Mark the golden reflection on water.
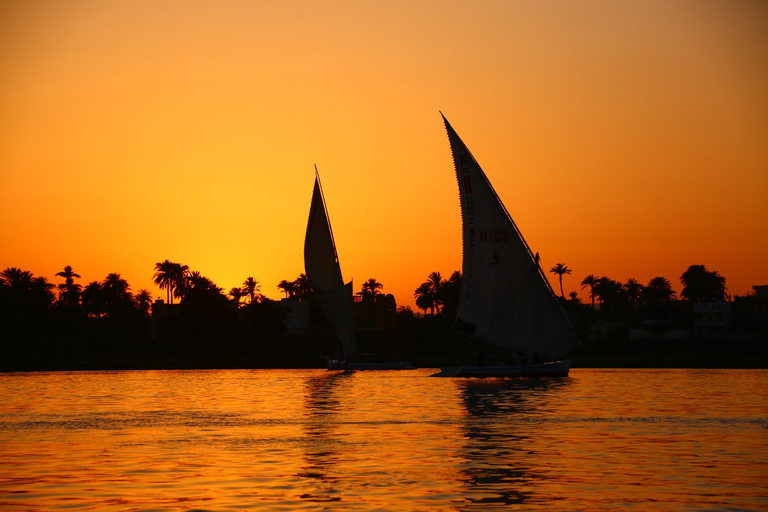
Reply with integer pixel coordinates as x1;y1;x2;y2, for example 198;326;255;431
0;368;766;511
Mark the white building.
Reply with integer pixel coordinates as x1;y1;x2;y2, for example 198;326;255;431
279;299;309;332
692;299;730;338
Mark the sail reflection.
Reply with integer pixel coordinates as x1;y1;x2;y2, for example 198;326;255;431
296;370;353;503
457;378;571;508
460;378;570;416
303;370;351;416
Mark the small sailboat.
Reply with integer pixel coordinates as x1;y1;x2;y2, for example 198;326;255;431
432;115;579;378
304;167;414;370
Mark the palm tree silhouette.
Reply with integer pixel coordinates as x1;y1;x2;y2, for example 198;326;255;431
593;276;622;306
171;263;190;303
0;267;33;289
413;282;434;315
55;265;82;306
277;280;295;299
358;278;383;299
680;265;727;302
31;276;56;307
624;278;643;307
581;274;599;307
101;272;132;316
549;263;571;298
416;271;445;314
153;260;175;304
242;277;261;304
293;273;311;300
81;281;105;319
134;289;153;316
644;276;676;302
228;287;245;308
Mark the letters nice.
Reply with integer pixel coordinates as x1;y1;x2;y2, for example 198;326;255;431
478;230;510;243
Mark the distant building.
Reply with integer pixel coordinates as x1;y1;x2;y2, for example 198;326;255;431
692;299;730;338
278;299;309;333
730;285;768;338
641;300;687;329
354;293;398;331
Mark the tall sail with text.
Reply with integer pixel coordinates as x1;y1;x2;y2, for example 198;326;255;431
304;174;358;356
442;115;578;361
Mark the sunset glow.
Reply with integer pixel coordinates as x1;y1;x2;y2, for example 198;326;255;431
2;0;767;309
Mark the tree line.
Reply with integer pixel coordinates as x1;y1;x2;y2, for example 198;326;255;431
0;260;731;327
0;262;285;368
411;263;728;314
0;259;738;369
549;263;728;305
409;263;735;344
0;260;414;369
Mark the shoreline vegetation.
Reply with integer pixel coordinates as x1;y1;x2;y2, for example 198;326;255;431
2;263;766;372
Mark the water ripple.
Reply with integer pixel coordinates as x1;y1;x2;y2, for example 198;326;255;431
0;368;766;511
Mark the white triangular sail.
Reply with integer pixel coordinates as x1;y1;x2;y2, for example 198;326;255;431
304;170;358;356
442;114;579;360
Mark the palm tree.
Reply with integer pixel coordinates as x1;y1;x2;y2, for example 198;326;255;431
440;271;462;317
549;263;571;298
0;267;33;289
581;274;599;307
593;276;623;306
228;287;246;308
680;265;727;302
1;269;57;319
31;276;56;309
153;261;189;304
81;281;105;319
170;263;190;303
242;277;261;304
55;265;82;306
102;272;131;297
277;279;295;299
101;273;132;316
55;265;80;284
293;273;311;300
153;260;175;304
134;289;153;316
358;278;384;300
624;278;643;307
415;272;444;314
183;272;225;302
187;271;216;291
413;282;434;315
644;276;676;302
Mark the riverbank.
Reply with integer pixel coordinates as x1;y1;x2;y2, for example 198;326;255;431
569;336;768;369
3;337;767;372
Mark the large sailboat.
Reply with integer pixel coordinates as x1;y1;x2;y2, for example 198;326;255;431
304;168;414;370
432;115;579;378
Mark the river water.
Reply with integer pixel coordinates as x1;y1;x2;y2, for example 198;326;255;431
1;368;766;511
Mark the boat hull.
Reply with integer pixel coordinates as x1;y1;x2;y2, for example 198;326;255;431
431;359;571;378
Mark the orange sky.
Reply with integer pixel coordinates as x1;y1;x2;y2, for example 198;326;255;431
1;0;767;309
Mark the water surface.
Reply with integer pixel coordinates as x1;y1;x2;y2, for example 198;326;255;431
1;368;766;510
